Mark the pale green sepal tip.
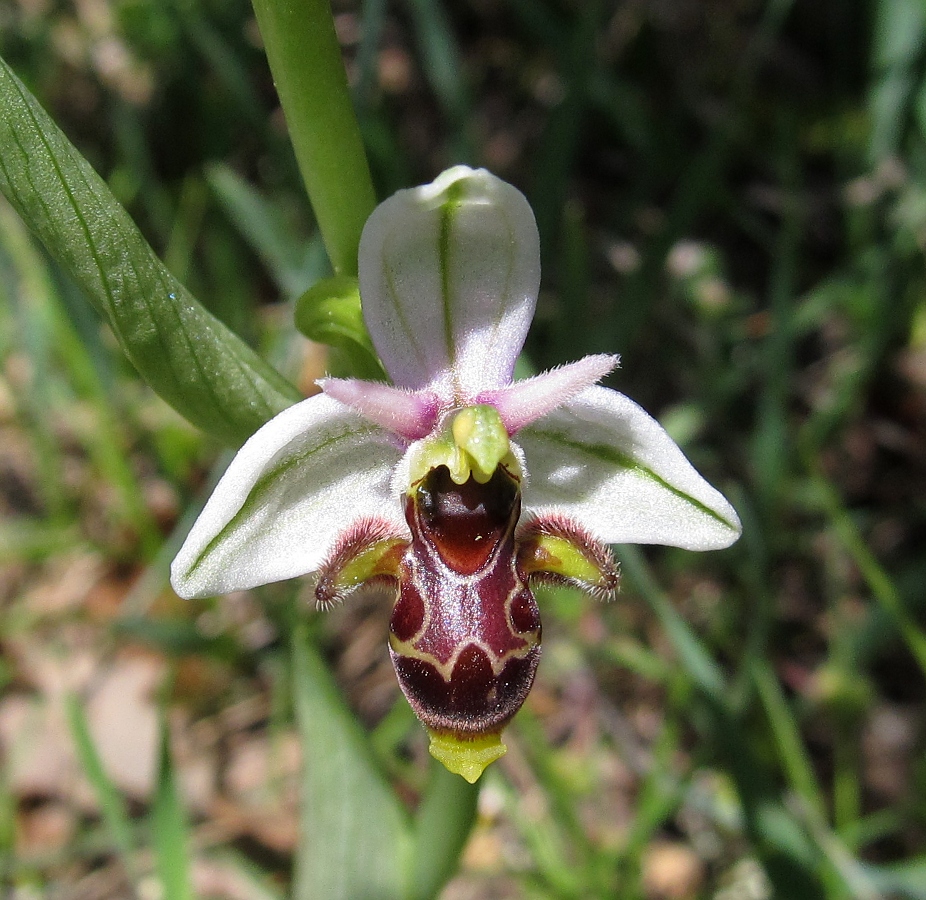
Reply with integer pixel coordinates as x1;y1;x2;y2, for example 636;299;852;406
428;730;507;783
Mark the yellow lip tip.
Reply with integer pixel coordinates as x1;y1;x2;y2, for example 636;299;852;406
428;730;507;783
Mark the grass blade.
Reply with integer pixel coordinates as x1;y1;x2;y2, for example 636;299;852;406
65;695;138;888
151;720;195;900
410;761;479;900
616;544;727;700
290;626;411;900
806;461;926;678
206;163;318;298
752;661;827;821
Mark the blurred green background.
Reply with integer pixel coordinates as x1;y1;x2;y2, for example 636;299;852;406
1;0;925;897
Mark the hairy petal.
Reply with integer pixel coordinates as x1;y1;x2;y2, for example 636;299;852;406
171;395;405;598
359;166;540;396
517;386;741;550
319;377;439;440
481;354;619;434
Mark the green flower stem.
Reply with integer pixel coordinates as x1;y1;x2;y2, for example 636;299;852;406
251;0;376;276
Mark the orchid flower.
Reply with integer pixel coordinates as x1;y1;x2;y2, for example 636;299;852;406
171;166;741;782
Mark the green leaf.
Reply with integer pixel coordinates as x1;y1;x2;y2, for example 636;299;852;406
0;55;301;446
291;627;411;900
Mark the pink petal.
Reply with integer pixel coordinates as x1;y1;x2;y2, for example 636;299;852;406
319;377;440;441
482;354;619;434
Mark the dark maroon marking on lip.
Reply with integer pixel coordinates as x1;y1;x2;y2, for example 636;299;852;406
509;589;541;635
411;466;519;575
390;642;541;735
391;580;425;642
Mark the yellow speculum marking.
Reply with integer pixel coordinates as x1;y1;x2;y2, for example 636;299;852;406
388;627;537;681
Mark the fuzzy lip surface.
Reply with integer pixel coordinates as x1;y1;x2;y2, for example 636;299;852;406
389;467;540;737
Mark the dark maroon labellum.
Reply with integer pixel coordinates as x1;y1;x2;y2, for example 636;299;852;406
389;465;542;737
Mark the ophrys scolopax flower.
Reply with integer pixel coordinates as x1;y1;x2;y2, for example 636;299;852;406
171;167;741;781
